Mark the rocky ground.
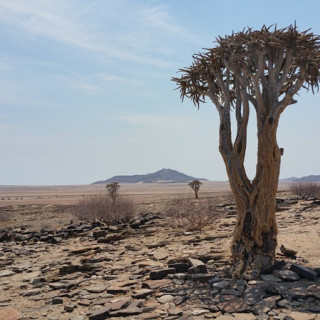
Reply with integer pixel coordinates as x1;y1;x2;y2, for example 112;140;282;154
0;196;320;320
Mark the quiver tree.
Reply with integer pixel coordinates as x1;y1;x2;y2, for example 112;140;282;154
106;182;120;203
189;180;203;199
172;25;320;278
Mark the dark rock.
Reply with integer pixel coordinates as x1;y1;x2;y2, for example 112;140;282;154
314;267;320;276
149;268;175;280
288;287;311;299
88;307;111;320
0;229;10;242
93;230;107;239
188;265;207;274
218;297;248;313
51;236;62;243
273;269;300;281
290;264;317;280
168;263;190;273
188;274;213;281
97;234;124;243
244;286;265;305
52;297;63;304
277;299;291;308
74;224;92;233
252;295;281;315
104;297;131;311
263;281;287;296
109;307;142;317
306;305;320;313
64;304;76;312
261;260;286;274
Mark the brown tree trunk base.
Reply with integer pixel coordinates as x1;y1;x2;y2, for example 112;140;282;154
231;226;277;278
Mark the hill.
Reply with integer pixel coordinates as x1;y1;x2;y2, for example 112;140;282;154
92;168;207;184
283;175;320;183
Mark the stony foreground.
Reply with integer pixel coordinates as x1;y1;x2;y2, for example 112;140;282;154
0;197;320;320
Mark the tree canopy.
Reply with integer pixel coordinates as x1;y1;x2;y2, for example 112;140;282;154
173;24;320;111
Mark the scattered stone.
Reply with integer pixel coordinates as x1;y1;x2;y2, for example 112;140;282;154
22;288;42;296
244;286;265;305
0;270;15;277
52;297;63;304
168;263;190;273
261;260;286;274
104;297;131;311
187;258;207;274
192;308;209;316
48;282;68;290
273;269;300;281
218;297;248;313
86;285;107;293
88;306;111;320
97;234;124;243
109;307;142;317
212;280;229;290
157;294;175;304
132;289;155;299
93;230;107;239
306;305;320;313
153;248;169;260
64;304;76;312
277;298;291;308
168;307;183;316
290;264;317;280
149;268;176;280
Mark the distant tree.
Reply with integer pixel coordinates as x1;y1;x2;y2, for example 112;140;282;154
189;180;203;199
173;25;320;277
106;182;120;203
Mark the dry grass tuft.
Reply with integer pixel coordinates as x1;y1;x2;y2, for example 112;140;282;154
72;194;135;224
165;198;220;232
290;182;320;198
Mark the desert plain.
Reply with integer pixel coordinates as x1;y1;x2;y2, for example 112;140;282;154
0;182;319;320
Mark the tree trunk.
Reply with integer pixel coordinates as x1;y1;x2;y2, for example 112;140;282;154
195;190;199;199
224;120;281;278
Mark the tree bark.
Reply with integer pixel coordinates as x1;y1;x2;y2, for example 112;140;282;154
225;119;281;278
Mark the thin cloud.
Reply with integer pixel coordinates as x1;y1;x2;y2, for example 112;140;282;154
0;1;193;67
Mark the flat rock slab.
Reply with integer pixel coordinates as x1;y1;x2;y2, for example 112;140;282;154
131;289;155;299
0;270;15;277
149;268;175;280
157;294;175;304
0;308;21;320
142;279;171;290
273;269;300;281
244;286;265;305
109;307;142;317
88;306;111;320
153;248;169;260
290;264;318;280
218;297;249;313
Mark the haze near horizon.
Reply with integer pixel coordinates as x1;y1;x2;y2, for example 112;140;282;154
1;0;320;185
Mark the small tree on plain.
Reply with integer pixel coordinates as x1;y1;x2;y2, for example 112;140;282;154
173;25;320;277
106;182;120;203
189;180;202;199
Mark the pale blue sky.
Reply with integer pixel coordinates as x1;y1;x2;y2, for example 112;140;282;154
1;0;320;185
